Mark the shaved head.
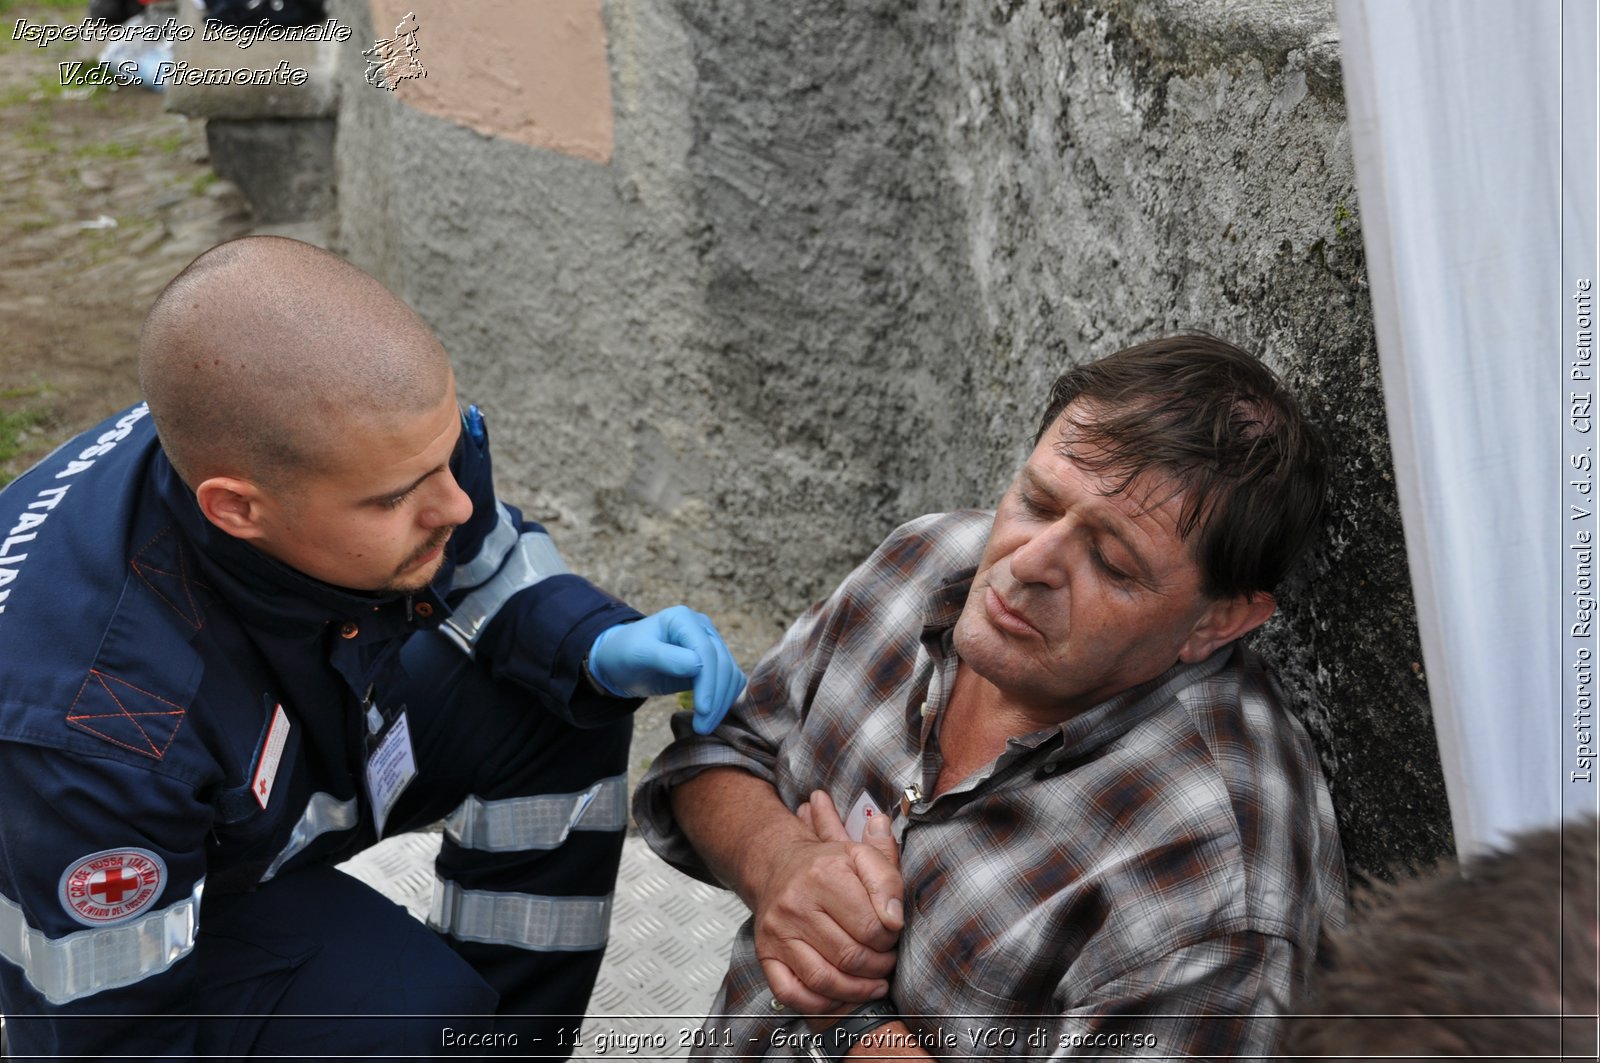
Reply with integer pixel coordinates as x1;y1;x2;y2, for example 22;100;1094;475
139;236;452;489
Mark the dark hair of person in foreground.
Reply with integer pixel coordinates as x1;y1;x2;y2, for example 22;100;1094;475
1283;815;1598;1062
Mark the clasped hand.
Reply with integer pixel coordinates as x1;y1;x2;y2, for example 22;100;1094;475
586;606;746;734
757;790;905;1019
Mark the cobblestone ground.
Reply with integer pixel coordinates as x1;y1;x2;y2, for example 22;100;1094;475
0;0;256;483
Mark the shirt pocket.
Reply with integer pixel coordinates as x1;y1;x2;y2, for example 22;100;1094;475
898;924;1050;1056
896;846;1080;1046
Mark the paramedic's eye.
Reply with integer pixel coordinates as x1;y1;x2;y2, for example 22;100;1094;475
380;487;417;511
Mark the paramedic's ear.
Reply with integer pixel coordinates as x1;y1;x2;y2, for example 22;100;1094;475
196;476;270;542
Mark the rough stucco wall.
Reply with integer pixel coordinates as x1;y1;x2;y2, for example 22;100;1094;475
330;0;1452;879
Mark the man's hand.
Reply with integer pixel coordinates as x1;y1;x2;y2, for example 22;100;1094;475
586;606;746;733
757;790;905;1016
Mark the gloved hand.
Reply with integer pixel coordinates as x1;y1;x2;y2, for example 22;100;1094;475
586;606;746;734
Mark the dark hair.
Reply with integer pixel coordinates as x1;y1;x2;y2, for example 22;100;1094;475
1282;816;1599;1061
1034;333;1327;599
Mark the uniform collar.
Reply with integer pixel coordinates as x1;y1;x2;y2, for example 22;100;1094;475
151;448;448;639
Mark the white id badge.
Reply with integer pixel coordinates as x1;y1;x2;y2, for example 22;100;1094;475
250;702;291;809
365;710;417;838
844;790;885;843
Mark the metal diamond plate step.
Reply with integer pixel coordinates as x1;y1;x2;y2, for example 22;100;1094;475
339;831;748;1058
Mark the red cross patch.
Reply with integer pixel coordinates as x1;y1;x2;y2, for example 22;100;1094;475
58;848;167;926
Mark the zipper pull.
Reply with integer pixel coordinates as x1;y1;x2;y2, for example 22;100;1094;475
900;782;923;818
362;684;382;735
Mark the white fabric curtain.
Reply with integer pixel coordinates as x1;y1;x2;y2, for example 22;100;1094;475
1337;0;1598;855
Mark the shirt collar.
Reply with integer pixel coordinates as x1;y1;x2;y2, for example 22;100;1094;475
1046;647;1235;763
922;564;977;636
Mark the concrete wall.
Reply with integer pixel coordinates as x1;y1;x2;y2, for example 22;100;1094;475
329;0;1452;879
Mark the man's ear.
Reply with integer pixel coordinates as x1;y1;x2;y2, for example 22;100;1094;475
1177;592;1276;664
194;476;270;542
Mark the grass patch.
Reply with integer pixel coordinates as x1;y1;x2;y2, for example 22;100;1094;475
152;131;184;155
75;138;139;159
0;1;93;55
0;384;50;401
0;82;37;107
77;224;123;264
32;69;78;99
14;113;56;152
190;170;218;196
1;69;115;105
1;50;121;102
48;73;117;101
0;14;42;50
13;189;47;215
0;0;91;15
0;407;49;487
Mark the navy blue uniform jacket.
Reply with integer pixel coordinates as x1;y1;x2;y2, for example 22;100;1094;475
0;403;641;1053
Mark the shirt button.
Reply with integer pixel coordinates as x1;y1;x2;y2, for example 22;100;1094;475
339;621;359;639
414;601;434;618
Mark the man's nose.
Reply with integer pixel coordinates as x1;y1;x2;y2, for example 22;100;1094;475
1008;518;1073;588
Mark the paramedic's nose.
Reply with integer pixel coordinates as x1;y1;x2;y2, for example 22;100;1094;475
424;474;473;530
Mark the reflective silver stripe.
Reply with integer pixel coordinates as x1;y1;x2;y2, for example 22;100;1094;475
443;775;628;852
428;880;611;952
260;791;360;882
451;502;520;590
439;529;569;655
0;879;203;1005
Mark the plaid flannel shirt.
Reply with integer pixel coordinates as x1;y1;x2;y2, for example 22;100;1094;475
635;511;1347;1060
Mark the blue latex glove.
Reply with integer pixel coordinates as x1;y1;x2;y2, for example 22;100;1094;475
586;606;747;734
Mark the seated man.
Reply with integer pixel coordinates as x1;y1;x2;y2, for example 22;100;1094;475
0;236;745;1059
635;335;1348;1059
